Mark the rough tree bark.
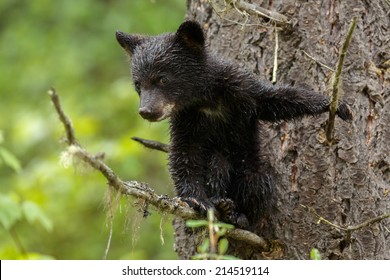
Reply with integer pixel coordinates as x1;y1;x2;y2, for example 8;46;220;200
173;0;390;259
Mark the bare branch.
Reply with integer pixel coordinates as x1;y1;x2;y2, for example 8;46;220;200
227;0;290;25
132;137;169;153
103;187;114;260
346;212;390;231
271;25;279;84
326;17;357;144
48;88;78;145
49;89;268;250
208;0;289;27
300;204;347;231
302;50;334;72
301;204;390;234
207;0;268;28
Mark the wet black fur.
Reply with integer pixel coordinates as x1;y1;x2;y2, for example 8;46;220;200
116;21;352;228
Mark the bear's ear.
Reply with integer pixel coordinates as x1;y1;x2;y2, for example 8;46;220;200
116;31;145;55
175;20;205;51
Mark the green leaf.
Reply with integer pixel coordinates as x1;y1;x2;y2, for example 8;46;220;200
198;238;210;254
221;255;240;260
213;222;235;229
218;238;229;255
0;194;22;230
310;248;321;260
191;254;204;260
0;147;22;173
186;220;208;228
21;201;53;232
216;228;227;238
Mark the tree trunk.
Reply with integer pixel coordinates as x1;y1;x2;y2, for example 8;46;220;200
173;0;390;259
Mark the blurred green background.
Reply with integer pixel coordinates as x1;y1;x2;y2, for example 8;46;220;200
0;0;186;259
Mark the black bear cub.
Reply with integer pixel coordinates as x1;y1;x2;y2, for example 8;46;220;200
116;21;352;228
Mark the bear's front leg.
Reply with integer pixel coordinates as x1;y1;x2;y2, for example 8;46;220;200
255;84;353;122
232;162;277;226
169;144;215;216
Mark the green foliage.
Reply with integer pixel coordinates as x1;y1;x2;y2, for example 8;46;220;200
218;238;229;255
186;210;240;260
185;220;209;228
0;193;52;232
310;248;321;260
0;0;185;259
21;201;53;232
0;194;22;230
0;147;22;173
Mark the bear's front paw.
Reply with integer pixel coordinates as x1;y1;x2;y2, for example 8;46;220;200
211;197;235;217
180;197;214;215
212;197;249;229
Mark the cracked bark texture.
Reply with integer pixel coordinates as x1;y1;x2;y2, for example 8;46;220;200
173;0;390;259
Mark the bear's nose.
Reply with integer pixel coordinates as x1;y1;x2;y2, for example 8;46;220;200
139;107;158;121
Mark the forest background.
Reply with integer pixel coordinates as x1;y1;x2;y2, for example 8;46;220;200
0;0;186;260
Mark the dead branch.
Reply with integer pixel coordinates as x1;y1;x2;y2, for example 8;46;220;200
346;212;390;231
301;204;390;233
326;17;357;144
132;137;169;153
302;50;334;72
49;88;78;145
208;0;265;28
103;187;114;260
227;0;290;25
271;25;279;84
208;0;289;27
49;88;268;251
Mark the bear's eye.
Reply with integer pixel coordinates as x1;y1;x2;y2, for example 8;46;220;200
158;76;169;86
134;81;141;94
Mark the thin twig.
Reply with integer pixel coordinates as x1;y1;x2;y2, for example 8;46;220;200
132;137;169;153
159;215;166;245
208;0;289;27
272;25;279;84
103;187;114;260
301;204;347;231
346;213;390;231
49;89;268;250
48;88;78;146
326;17;357;144
227;0;290;25
301;204;390;233
207;0;269;27
302;50;334;72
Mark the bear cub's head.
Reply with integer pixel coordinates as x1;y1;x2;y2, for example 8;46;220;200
116;21;207;122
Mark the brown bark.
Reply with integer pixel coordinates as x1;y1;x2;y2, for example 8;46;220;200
174;0;390;259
